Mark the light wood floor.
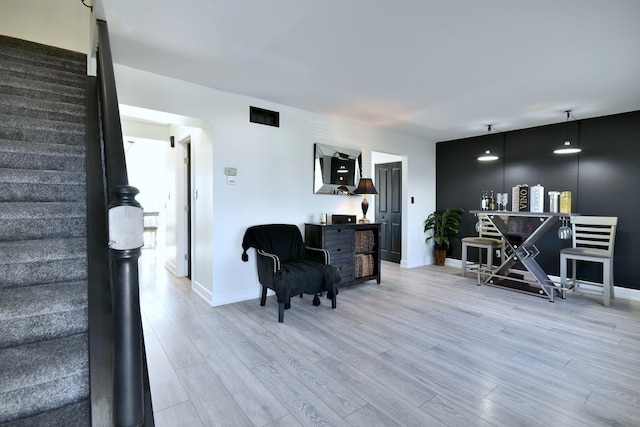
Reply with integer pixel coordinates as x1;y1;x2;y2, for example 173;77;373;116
139;252;640;427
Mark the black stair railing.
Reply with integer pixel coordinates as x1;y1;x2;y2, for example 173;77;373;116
86;19;154;427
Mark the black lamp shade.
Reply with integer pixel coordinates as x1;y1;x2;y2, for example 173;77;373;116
354;178;378;195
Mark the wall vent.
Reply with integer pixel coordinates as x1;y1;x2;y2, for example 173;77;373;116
250;106;279;127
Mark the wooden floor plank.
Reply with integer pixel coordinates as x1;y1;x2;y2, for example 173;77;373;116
176;362;254;426
154;401;204;427
142;326;190;412
193;335;289;426
248;330;367;418
251;361;349;427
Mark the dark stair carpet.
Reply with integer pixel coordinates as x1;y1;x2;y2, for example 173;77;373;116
0;35;90;425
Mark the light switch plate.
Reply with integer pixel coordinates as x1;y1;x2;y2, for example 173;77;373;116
227;175;237;185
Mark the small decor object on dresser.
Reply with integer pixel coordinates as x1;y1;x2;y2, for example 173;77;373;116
353;178;378;223
332;214;356;224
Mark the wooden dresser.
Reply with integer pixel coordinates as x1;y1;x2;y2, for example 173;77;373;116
305;223;381;287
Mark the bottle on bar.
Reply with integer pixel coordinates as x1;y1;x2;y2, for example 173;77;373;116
489;190;496;211
481;190;487;210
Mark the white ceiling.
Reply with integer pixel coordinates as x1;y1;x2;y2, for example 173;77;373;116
97;0;640;142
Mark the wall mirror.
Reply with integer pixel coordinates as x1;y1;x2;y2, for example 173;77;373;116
314;143;362;195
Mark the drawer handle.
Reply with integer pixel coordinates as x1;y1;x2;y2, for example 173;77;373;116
337;248;342;252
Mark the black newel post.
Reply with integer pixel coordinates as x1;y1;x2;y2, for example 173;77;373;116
109;185;145;427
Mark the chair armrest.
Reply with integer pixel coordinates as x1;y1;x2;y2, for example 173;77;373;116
305;247;330;265
257;249;280;272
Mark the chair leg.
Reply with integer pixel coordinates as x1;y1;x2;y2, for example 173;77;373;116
278;302;285;322
260;286;267;306
610;264;616;301
461;243;468;277
331;290;337;309
603;259;611;307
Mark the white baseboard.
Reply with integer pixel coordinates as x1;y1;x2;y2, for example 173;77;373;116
164;260;177;276
401;258;427;269
211;286;273;307
192;279;213;304
444;257;640;301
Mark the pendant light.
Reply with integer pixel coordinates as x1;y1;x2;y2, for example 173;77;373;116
477;125;499;161
554;110;582;154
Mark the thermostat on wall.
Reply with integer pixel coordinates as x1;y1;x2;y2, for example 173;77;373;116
224;167;237;176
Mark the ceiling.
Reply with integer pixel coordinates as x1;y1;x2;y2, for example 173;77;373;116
96;0;640;142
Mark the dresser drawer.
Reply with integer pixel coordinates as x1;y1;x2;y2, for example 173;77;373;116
324;226;354;244
324;240;354;257
330;255;354;284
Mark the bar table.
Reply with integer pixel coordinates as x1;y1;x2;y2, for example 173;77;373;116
469;210;579;302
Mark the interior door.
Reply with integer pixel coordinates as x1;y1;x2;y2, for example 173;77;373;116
375;162;402;263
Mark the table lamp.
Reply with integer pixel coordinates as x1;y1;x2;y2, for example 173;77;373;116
354;178;378;223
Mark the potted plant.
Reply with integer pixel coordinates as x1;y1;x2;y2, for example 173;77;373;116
424;208;464;266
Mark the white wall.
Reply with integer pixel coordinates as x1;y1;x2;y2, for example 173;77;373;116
0;0;92;54
113;64;436;306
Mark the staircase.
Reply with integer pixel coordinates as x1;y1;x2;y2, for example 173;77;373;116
0;35;90;425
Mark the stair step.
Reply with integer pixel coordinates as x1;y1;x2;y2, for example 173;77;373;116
0;334;89;424
0;202;86;241
0;139;85;172
0;74;84;109
0;113;84;146
0;238;87;289
0;93;85;125
0;35;86;75
0;53;85;88
0;281;87;349
0;168;85;202
2;400;90;427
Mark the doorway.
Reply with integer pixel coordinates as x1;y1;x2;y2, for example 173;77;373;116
375;161;402;263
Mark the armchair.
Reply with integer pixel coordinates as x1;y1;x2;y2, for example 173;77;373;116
241;224;340;322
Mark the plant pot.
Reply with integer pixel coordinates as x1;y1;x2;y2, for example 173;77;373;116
434;248;447;266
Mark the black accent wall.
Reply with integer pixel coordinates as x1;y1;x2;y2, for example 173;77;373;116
436;110;640;290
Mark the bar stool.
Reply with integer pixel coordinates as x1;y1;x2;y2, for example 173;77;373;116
560;216;617;306
461;214;504;279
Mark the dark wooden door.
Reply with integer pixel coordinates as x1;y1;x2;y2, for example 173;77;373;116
375;162;402;263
